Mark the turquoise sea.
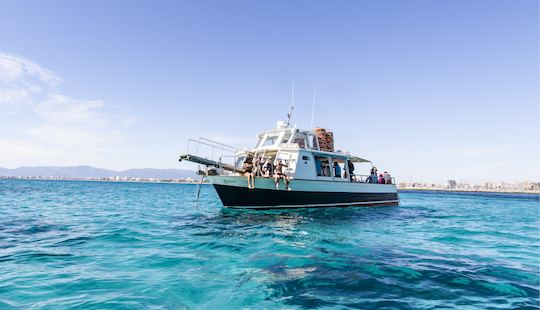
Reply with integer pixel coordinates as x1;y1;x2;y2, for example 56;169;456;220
0;179;538;309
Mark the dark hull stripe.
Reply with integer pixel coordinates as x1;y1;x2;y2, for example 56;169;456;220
213;184;399;208
228;201;399;210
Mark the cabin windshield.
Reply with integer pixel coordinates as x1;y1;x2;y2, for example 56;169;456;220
254;137;263;149
281;131;292;144
261;134;280;147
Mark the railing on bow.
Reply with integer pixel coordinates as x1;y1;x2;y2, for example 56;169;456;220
180;138;245;174
186;138;239;161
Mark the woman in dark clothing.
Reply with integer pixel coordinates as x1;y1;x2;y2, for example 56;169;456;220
242;157;255;189
273;160;291;190
348;161;355;181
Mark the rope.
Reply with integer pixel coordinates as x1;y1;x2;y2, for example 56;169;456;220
195;175;205;209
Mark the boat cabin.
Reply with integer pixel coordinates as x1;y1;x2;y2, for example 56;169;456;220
236;121;371;182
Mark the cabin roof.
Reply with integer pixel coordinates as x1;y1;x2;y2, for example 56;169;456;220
257;127;312;137
307;149;371;162
349;155;371;163
254;124;372;163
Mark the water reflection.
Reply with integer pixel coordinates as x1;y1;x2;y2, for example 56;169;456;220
215;205;402;229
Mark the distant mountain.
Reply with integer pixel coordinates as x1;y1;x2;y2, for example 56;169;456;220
117;168;196;179
0;165;197;179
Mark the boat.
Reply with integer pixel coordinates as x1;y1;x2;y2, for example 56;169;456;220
179;121;399;209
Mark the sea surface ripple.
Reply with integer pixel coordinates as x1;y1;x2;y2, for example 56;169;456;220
0;179;538;309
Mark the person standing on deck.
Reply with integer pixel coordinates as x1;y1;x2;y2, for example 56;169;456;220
315;158;323;176
370;167;378;183
333;162;341;178
347;160;355;181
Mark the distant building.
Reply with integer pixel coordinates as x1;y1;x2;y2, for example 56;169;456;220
520;181;540;192
447;180;457;189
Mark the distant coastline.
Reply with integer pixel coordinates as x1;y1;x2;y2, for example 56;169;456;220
3;176;538;194
0;165;197;180
398;180;539;195
0;176;203;184
399;187;539;195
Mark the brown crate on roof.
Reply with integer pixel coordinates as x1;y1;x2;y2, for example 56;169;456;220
313;127;335;152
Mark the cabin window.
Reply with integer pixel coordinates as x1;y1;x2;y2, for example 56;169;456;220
281;131;292;144
308;134;319;150
292;133;307;149
254;137;263;149
261;134;279;147
314;156;331;177
235;156;246;169
331;158;346;178
302;155;309;161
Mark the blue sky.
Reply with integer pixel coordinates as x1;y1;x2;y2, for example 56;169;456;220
0;0;538;182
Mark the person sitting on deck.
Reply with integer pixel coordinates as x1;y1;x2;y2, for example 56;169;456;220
383;171;392;184
273;159;291;191
242;157;255;189
333;162;341;178
378;173;385;184
367;167;378;183
262;158;273;177
253;156;263;177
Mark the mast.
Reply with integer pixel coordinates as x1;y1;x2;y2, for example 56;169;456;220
310;88;316;129
286;81;295;127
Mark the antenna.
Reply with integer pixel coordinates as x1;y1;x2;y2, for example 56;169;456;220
310;88;316;129
286;81;295;127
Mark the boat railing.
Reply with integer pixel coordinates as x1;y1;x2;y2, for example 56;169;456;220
352;174;369;183
218;154;241;174
185;137;240;163
352;174;396;185
180;138;247;174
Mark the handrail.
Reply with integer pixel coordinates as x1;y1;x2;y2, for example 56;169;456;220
198;137;240;152
184;138;243;174
351;174;396;185
186;139;231;153
218;154;240;174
